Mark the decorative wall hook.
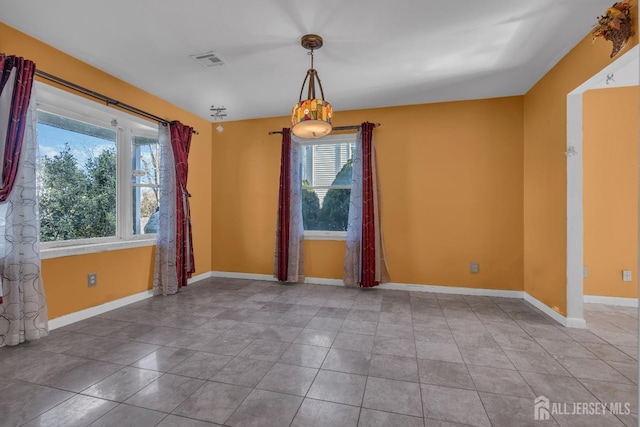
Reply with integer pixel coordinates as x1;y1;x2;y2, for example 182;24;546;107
606;73;616;85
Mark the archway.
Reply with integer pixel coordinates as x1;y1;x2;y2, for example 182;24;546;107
565;45;639;326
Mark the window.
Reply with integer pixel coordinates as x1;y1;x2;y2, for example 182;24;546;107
131;136;159;235
38;110;118;242
298;134;355;238
36;82;158;254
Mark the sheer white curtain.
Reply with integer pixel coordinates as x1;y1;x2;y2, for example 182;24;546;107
0;82;48;346
344;124;390;287
286;140;304;282
344;130;363;286
274;130;304;283
152;124;178;295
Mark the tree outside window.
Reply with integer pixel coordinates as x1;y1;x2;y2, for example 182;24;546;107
301;141;354;232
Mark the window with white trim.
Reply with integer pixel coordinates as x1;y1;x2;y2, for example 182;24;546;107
36;82;158;251
131;136;159;235
297;134;355;239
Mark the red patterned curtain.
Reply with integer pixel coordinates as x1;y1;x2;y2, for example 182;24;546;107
0;55;36;305
273;128;305;282
0;55;35;203
360;122;377;287
169;121;195;289
274;129;292;281
356;122;390;288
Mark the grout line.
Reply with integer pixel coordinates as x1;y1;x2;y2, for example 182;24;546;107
9;277;638;426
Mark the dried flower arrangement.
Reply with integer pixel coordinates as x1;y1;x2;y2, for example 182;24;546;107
592;1;635;57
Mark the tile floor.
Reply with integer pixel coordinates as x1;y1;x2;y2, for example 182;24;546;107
0;277;637;426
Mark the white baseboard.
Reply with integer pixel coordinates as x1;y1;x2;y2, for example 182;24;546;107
305;277;344;286
211;272;525;298
51;269;599;330
382;282;524;298
524;292;587;329
48;272;212;330
188;271;214;284
209;272;345;287
565;317;588;328
584;295;638;307
210;272;588;328
48;289;155;330
211;271;277;282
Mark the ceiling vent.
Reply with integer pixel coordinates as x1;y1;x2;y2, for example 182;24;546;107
191;51;225;68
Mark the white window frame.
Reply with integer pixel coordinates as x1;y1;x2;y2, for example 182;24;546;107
131;135;160;235
35;82;158;259
294;133;356;241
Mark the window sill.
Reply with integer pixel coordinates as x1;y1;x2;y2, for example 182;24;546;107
41;238;156;260
304;231;347;241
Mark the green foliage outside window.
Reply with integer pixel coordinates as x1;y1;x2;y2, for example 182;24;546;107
39;144;116;241
302;158;352;231
302;179;321;230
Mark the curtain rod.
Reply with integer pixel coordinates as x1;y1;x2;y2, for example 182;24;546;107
268;123;381;135
35;69;199;135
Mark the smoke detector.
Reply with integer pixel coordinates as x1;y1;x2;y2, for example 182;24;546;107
190;51;225;68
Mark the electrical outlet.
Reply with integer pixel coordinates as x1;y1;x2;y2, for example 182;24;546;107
622;270;632;282
88;273;97;287
583;266;587;278
470;262;479;274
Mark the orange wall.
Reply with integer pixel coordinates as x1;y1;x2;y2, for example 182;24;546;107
43;247;156;319
523;6;638;314
4;7;637;321
212;98;525;291
0;23;213;319
583;86;639;299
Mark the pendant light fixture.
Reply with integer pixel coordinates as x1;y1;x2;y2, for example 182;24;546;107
291;34;333;138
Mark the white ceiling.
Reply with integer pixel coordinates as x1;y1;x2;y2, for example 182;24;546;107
1;0;609;123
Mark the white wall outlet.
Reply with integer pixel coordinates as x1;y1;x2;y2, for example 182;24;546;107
470;262;479;274
622;270;632;282
583;266;587;278
88;273;97;287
